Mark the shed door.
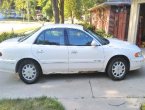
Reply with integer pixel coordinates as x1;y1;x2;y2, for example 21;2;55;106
109;8;129;41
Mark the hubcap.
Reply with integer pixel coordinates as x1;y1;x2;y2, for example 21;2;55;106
22;64;37;81
112;61;126;78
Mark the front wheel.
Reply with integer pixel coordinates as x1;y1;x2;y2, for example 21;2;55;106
18;60;41;84
107;58;129;80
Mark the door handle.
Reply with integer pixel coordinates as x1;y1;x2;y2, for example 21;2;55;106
71;51;78;54
37;50;44;53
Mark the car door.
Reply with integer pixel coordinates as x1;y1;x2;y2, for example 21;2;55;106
66;28;105;73
31;28;69;74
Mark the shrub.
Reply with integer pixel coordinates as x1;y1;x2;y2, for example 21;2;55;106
78;22;112;38
0;32;21;43
78;22;95;32
96;29;112;38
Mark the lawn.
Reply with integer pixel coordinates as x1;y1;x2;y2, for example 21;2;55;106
141;104;145;110
0;97;65;110
0;26;40;34
0;26;40;43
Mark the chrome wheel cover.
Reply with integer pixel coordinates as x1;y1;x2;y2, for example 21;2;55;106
22;64;37;81
112;61;126;78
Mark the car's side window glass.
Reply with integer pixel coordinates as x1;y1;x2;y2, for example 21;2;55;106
44;29;64;45
35;29;65;45
67;29;93;46
35;32;45;44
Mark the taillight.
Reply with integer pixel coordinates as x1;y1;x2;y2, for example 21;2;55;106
0;52;2;56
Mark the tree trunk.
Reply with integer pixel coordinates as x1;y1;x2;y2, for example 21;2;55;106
71;11;74;24
59;0;64;23
26;0;30;22
52;0;60;24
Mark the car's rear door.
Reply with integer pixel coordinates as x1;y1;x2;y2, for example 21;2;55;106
31;28;69;74
66;28;104;73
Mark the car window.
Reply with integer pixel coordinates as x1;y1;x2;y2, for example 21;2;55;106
85;29;109;45
35;32;45;44
35;29;65;45
67;29;93;46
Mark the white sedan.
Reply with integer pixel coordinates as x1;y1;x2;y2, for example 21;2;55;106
0;24;144;84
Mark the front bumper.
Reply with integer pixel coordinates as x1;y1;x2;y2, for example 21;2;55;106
130;56;145;71
0;59;16;73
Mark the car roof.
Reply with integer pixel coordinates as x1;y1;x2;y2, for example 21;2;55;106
41;24;84;30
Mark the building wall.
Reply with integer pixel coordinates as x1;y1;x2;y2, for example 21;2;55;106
90;5;130;40
108;6;130;40
90;6;110;33
128;0;145;44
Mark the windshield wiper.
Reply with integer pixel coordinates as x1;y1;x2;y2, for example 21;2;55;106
18;35;27;42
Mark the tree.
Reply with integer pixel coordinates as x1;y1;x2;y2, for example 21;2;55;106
64;0;82;24
42;0;53;20
81;0;92;21
96;0;105;4
0;0;13;17
51;0;64;24
15;0;39;21
52;0;60;23
59;0;64;23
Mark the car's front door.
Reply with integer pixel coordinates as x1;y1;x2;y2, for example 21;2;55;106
66;29;105;73
32;28;68;74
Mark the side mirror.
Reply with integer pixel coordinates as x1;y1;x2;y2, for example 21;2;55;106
91;40;98;46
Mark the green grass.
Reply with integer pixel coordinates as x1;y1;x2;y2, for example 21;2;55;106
0;96;65;110
141;104;145;110
14;27;39;34
0;26;40;34
0;27;40;43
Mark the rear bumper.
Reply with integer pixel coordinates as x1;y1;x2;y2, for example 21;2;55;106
0;59;16;73
130;56;145;71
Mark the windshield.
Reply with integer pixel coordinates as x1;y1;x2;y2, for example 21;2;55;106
18;27;41;42
85;29;110;45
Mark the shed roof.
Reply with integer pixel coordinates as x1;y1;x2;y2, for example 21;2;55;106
89;0;131;11
104;0;131;5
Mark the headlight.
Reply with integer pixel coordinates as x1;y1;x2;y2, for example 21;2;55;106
134;51;142;57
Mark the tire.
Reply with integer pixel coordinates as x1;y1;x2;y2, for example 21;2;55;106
107;57;129;80
18;60;41;84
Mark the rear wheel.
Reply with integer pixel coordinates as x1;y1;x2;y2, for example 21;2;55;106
107;58;129;80
18;60;41;84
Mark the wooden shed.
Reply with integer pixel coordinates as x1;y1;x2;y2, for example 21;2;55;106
89;0;131;41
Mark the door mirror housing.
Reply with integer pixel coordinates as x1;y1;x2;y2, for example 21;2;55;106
91;40;98;46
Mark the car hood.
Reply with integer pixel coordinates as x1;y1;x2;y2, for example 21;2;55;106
107;38;140;51
0;37;20;48
2;37;20;43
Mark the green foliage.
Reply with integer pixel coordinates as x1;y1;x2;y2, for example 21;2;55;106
64;0;82;23
79;22;112;38
96;29;112;38
0;96;64;110
78;22;95;32
81;0;97;14
0;32;20;43
0;0;13;17
96;0;105;4
141;104;145;110
0;0;105;22
14;0;26;11
78;22;111;38
42;0;53;19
